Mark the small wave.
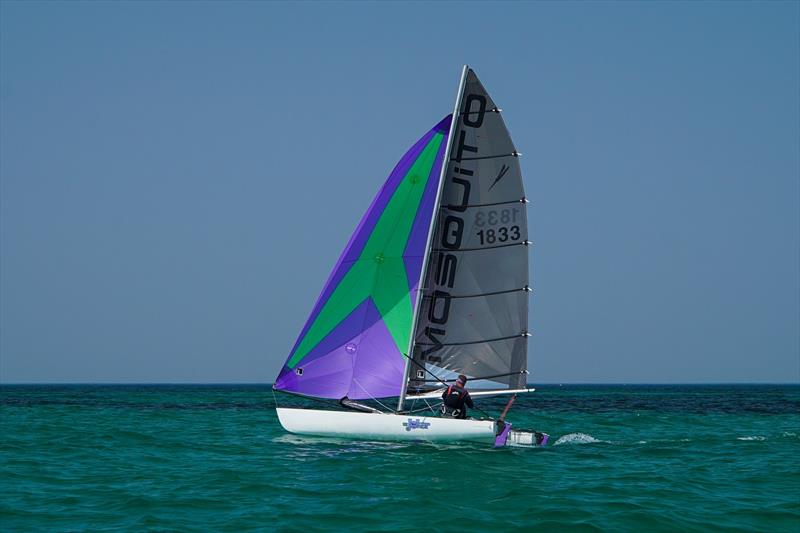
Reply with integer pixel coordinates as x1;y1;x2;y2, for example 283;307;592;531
553;433;602;445
634;437;692;445
736;436;766;441
781;432;797;438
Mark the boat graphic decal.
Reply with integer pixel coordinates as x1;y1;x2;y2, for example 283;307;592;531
402;418;431;431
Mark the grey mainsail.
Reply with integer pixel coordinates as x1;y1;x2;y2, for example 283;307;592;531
408;68;530;393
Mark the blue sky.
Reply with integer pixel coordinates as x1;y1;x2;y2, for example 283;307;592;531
1;1;798;383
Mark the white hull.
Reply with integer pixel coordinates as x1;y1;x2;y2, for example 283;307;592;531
276;407;497;443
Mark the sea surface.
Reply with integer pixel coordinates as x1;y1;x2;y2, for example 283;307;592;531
1;385;799;532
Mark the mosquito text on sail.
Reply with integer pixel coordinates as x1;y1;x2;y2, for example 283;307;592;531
418;93;487;363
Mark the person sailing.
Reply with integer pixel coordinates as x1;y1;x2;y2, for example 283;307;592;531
441;374;474;419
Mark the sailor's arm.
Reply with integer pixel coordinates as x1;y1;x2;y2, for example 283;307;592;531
464;393;474;408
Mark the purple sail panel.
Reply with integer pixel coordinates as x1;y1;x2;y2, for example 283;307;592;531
274;299;374;398
347;312;407;399
274;298;406;400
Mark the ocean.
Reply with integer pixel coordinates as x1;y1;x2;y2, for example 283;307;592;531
2;385;798;531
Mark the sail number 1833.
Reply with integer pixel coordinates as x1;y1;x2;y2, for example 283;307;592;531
475;208;522;245
477;226;520;245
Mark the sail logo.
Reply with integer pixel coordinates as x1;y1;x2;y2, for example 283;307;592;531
488;164;510;191
402;418;431;431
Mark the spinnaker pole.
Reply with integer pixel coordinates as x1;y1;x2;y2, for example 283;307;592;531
396;65;469;411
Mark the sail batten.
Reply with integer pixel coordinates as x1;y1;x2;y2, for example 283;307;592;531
423;287;529;299
416;332;530;347
442;198;527;210
451;153;520;162
432;241;530;253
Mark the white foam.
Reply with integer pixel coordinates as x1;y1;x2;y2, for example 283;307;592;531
553;432;601;445
736;435;766;441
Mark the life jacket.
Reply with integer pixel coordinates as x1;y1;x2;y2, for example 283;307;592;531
441;384;469;418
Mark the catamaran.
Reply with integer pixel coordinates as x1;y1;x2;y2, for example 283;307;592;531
273;66;547;447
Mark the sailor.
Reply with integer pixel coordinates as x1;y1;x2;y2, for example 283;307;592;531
441;374;474;419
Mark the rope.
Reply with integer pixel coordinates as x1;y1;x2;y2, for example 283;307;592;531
423;398;439;415
272;388;347;409
405;401;443;415
351;377;395;413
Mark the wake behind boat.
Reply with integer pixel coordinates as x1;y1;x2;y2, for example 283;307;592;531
272;66;547;447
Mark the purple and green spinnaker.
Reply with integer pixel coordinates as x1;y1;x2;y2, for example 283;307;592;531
274;116;452;400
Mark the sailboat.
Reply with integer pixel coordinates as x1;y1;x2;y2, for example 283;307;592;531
273;66;548;447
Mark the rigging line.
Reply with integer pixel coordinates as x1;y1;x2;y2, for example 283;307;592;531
420;370;529;383
423;398;438;415
451;152;520;162
422;286;531;300
440;198;528;210
415;332;531;347
432;240;531;253
351;377;395;413
271;387;279;409
273;387;353;409
405;400;442;415
400;352;494;420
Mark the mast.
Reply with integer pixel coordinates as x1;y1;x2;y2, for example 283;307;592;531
396;65;469;411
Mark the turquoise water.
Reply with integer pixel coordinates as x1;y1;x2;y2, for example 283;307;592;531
2;385;799;531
